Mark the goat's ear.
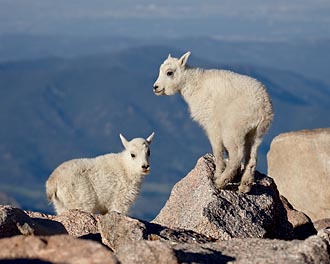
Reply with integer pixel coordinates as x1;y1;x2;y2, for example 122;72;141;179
168;53;172;59
179;51;191;67
120;133;129;149
146;132;155;144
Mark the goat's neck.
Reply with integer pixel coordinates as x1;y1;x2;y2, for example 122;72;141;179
180;67;203;101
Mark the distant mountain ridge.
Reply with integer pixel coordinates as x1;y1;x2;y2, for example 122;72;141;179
0;45;329;219
1;34;329;85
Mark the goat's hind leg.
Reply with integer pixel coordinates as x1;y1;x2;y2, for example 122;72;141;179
53;199;67;215
239;134;262;193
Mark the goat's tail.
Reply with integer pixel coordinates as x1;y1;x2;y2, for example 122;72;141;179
257;95;274;137
45;176;58;202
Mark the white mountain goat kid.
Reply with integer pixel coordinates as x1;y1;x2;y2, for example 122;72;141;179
153;52;273;193
46;132;154;214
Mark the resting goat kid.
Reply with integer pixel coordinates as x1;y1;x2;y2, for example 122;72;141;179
46;132;154;214
153;52;273;193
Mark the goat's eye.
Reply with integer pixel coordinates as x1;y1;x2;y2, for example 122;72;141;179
167;71;173;77
147;149;150;156
131;153;136;158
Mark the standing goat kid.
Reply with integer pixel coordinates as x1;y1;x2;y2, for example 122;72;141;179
153;52;273;193
46;132;154;215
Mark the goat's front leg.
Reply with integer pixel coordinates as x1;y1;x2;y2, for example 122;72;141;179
210;137;225;184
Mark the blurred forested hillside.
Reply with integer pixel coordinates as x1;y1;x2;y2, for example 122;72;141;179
0;36;329;220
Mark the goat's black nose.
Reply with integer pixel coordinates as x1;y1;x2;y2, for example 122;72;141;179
142;164;149;169
153;85;158;90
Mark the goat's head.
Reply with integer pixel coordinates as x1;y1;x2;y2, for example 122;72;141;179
120;132;154;175
153;51;191;96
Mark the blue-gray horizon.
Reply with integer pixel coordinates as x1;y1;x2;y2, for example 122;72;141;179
0;0;329;40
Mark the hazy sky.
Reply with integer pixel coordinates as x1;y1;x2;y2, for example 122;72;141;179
1;0;330;40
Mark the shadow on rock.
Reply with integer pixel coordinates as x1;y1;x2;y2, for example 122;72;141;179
0;260;52;264
174;248;235;264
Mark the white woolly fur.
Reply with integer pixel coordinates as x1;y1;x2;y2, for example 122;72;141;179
46;132;154;214
154;52;273;193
